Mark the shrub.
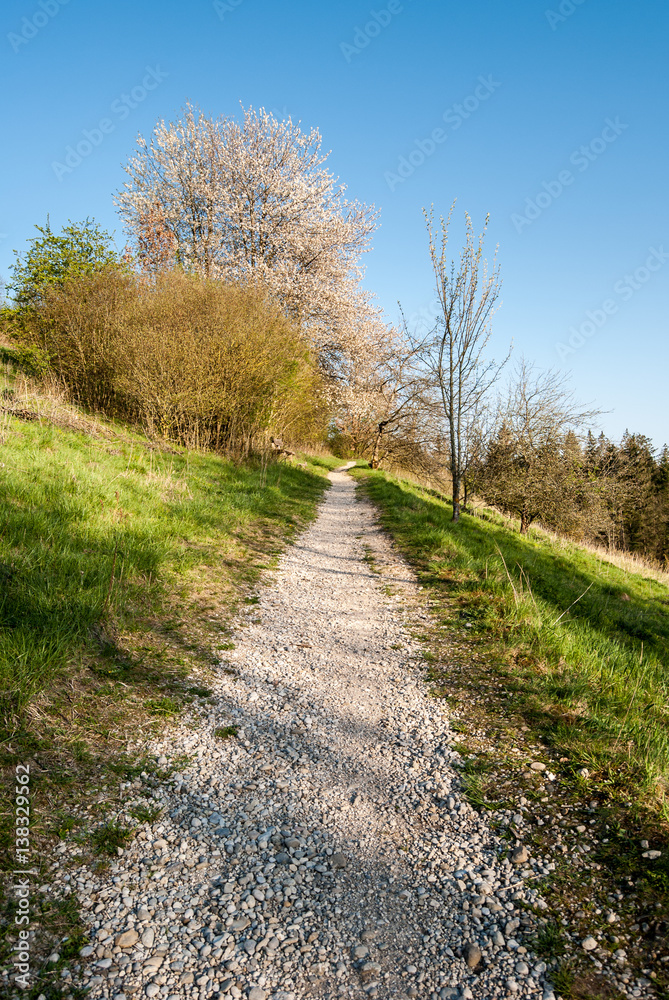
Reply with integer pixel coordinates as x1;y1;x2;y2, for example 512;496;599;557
23;269;327;453
0;342;51;379
8;218;118;312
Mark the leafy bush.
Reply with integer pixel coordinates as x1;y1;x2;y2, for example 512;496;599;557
8;218;118;312
0;342;50;378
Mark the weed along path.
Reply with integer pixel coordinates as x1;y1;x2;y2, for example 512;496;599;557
69;467;557;1000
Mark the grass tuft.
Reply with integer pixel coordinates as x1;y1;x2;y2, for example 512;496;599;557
89;821;132;856
214;725;239;740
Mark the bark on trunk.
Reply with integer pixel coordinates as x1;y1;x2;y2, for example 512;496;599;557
370;430;381;470
371;421;389;470
452;474;461;523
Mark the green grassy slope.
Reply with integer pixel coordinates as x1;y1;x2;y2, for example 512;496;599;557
0;410;336;732
0;396;337;865
354;468;669;816
0;373;343;988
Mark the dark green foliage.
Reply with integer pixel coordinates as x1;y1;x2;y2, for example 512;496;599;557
534;921;567;958
476;420;669;565
145;696;182;717
0;343;50;377
129;805;163;824
214;725;239;740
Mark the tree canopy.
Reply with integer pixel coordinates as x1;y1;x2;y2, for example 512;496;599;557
116;103;379;376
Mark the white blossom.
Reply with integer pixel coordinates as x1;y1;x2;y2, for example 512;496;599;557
116;103;378;375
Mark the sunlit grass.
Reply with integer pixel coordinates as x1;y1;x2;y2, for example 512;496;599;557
0;380;331;734
354;467;669;815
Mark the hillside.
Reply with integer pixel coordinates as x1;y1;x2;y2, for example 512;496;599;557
353;468;669;809
0;371;339;868
352;467;669;996
1;378;668;1000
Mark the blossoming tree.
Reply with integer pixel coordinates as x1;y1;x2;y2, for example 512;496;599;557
116;103;378;376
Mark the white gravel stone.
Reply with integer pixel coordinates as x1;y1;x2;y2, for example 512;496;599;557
60;467;557;1000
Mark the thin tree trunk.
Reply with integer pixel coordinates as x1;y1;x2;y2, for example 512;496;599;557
371;421;389;470
452;467;461;523
370;428;382;469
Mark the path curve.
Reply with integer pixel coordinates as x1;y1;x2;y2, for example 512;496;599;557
73;467;553;1000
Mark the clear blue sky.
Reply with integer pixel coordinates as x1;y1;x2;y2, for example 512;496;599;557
1;0;667;447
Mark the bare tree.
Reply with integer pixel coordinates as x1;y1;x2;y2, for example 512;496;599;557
133;201;179;275
334;320;436;471
423;204;507;521
461;402;493;509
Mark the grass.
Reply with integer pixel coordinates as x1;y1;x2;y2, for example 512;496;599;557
459;752;511;811
129;804;162;824
1;894;89;1000
534;920;567;958
0;407;330;733
214;725;239;740
303;453;353;471
0;391;332;754
353;468;669;996
89;821;132;856
353;468;669;817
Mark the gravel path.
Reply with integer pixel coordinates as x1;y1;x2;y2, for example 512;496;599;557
66;467;556;1000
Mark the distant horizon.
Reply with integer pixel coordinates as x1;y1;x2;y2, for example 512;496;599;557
1;0;666;446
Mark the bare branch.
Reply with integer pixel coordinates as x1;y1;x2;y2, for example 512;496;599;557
419;205;508;520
